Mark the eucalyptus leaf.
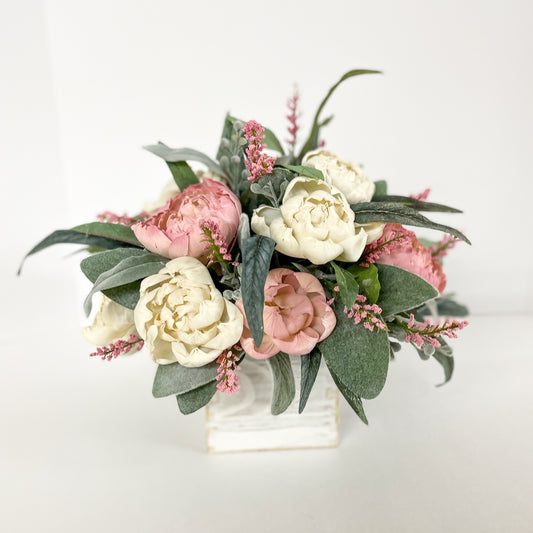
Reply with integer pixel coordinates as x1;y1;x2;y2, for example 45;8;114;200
241;235;276;347
350;202;470;244
143;143;224;176
166;161;199;190
275;164;324;180
18;229;135;274
327;364;368;424
72;222;142;246
299;69;382;159
84;253;167;315
263;127;285;154
80;247;153;282
176;381;218;414
372;195;462;213
267;353;296;415
331;262;359;309
373;180;388;197
319;299;390;400
376;264;439;316
299;348;322;414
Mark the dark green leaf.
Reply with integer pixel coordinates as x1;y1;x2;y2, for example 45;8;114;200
84;253;167;315
263;127;285;154
18;229;135;274
376;264;439;316
299;348;322;414
166;161;199;190
299;69;382;159
372;195;462;213
350;202;470;244
331;262;359;308
176;381;218;414
275;164;324;180
347;264;381;303
319;299;390;400
241;235;276;346
373;180;388;197
143;143;224;176
267;352;295;415
327;364;368;424
72;222;142;246
153;360;219;397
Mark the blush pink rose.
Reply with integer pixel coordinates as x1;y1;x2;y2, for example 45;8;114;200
132;179;241;263
236;269;336;359
376;224;447;294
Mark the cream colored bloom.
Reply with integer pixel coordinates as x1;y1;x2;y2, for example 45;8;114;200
134;257;243;367
252;176;376;265
302;149;375;204
82;295;140;354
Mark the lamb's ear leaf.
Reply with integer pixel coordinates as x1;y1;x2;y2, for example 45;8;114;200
267;352;295;415
176;381;218;414
326;363;368;425
298;348;322;414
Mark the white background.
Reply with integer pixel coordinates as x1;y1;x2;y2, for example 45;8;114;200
1;1;532;532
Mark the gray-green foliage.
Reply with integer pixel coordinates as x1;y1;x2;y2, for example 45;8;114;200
152;360;220;398
298;348;322;414
267;353;296;415
176;381;218;414
331;262;359;309
327;365;368;424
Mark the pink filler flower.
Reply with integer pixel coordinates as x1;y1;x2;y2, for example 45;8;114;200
236;269;336;359
132;179;241;263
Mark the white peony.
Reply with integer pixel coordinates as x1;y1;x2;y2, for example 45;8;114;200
302;149;375;204
134;257;243;367
251;176;377;265
82;295;140;355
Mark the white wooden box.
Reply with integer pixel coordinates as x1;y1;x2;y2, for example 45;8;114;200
206;356;339;453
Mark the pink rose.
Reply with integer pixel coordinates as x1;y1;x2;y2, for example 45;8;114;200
376;224;447;293
236;269;336;359
132;179;241;262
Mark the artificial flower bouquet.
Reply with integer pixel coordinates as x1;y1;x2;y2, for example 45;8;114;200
21;69;469;423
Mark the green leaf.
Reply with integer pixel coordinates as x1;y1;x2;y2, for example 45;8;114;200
299;69;382;159
373;180;388;197
326;364;368;424
84;253;167;315
72;222;142;247
267;352;296;415
350;202;471;244
347;264;381;303
241;235;276;347
331;262;359;309
376;264;439;316
18;229;136;274
166;161;199;190
144;143;224;176
299;348;322;414
275;164;324;180
153;360;219;397
419;298;469;318
432;341;454;386
319;299;390;400
263;127;285;154
176;381;218;414
372;195;462;213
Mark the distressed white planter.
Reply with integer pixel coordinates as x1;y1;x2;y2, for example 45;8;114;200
206;356;339;453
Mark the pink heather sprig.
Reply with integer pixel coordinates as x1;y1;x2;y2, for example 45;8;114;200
402;314;468;348
429;234;458;261
362;224;416;265
216;346;243;396
410;188;431;201
96;211;147;226
343;294;387;332
285;86;301;149
243;120;276;182
89;334;144;361
200;220;237;266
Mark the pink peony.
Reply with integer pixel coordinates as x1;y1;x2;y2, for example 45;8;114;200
132;179;241;263
236;269;336;359
375;224;447;294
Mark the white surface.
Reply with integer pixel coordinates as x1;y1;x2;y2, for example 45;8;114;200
1;2;533;532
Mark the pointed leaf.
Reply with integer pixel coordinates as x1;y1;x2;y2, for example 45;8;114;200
376;264;439;316
152;360;219;397
347;263;380;303
275;164;324;180
327;364;368;424
351;202;470;244
319;299;390;400
372;195;462;213
432;341;454;386
176;381;218;414
373;180;388;197
166;161;199;190
71;222;142;246
144;144;224;176
267;353;295;415
298;348;322;414
241;235;276;346
331;262;359;308
263;127;285;154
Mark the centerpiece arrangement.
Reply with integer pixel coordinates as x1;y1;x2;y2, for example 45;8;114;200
20;69;469;431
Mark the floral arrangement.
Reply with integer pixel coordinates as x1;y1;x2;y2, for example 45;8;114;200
20;69;469;422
